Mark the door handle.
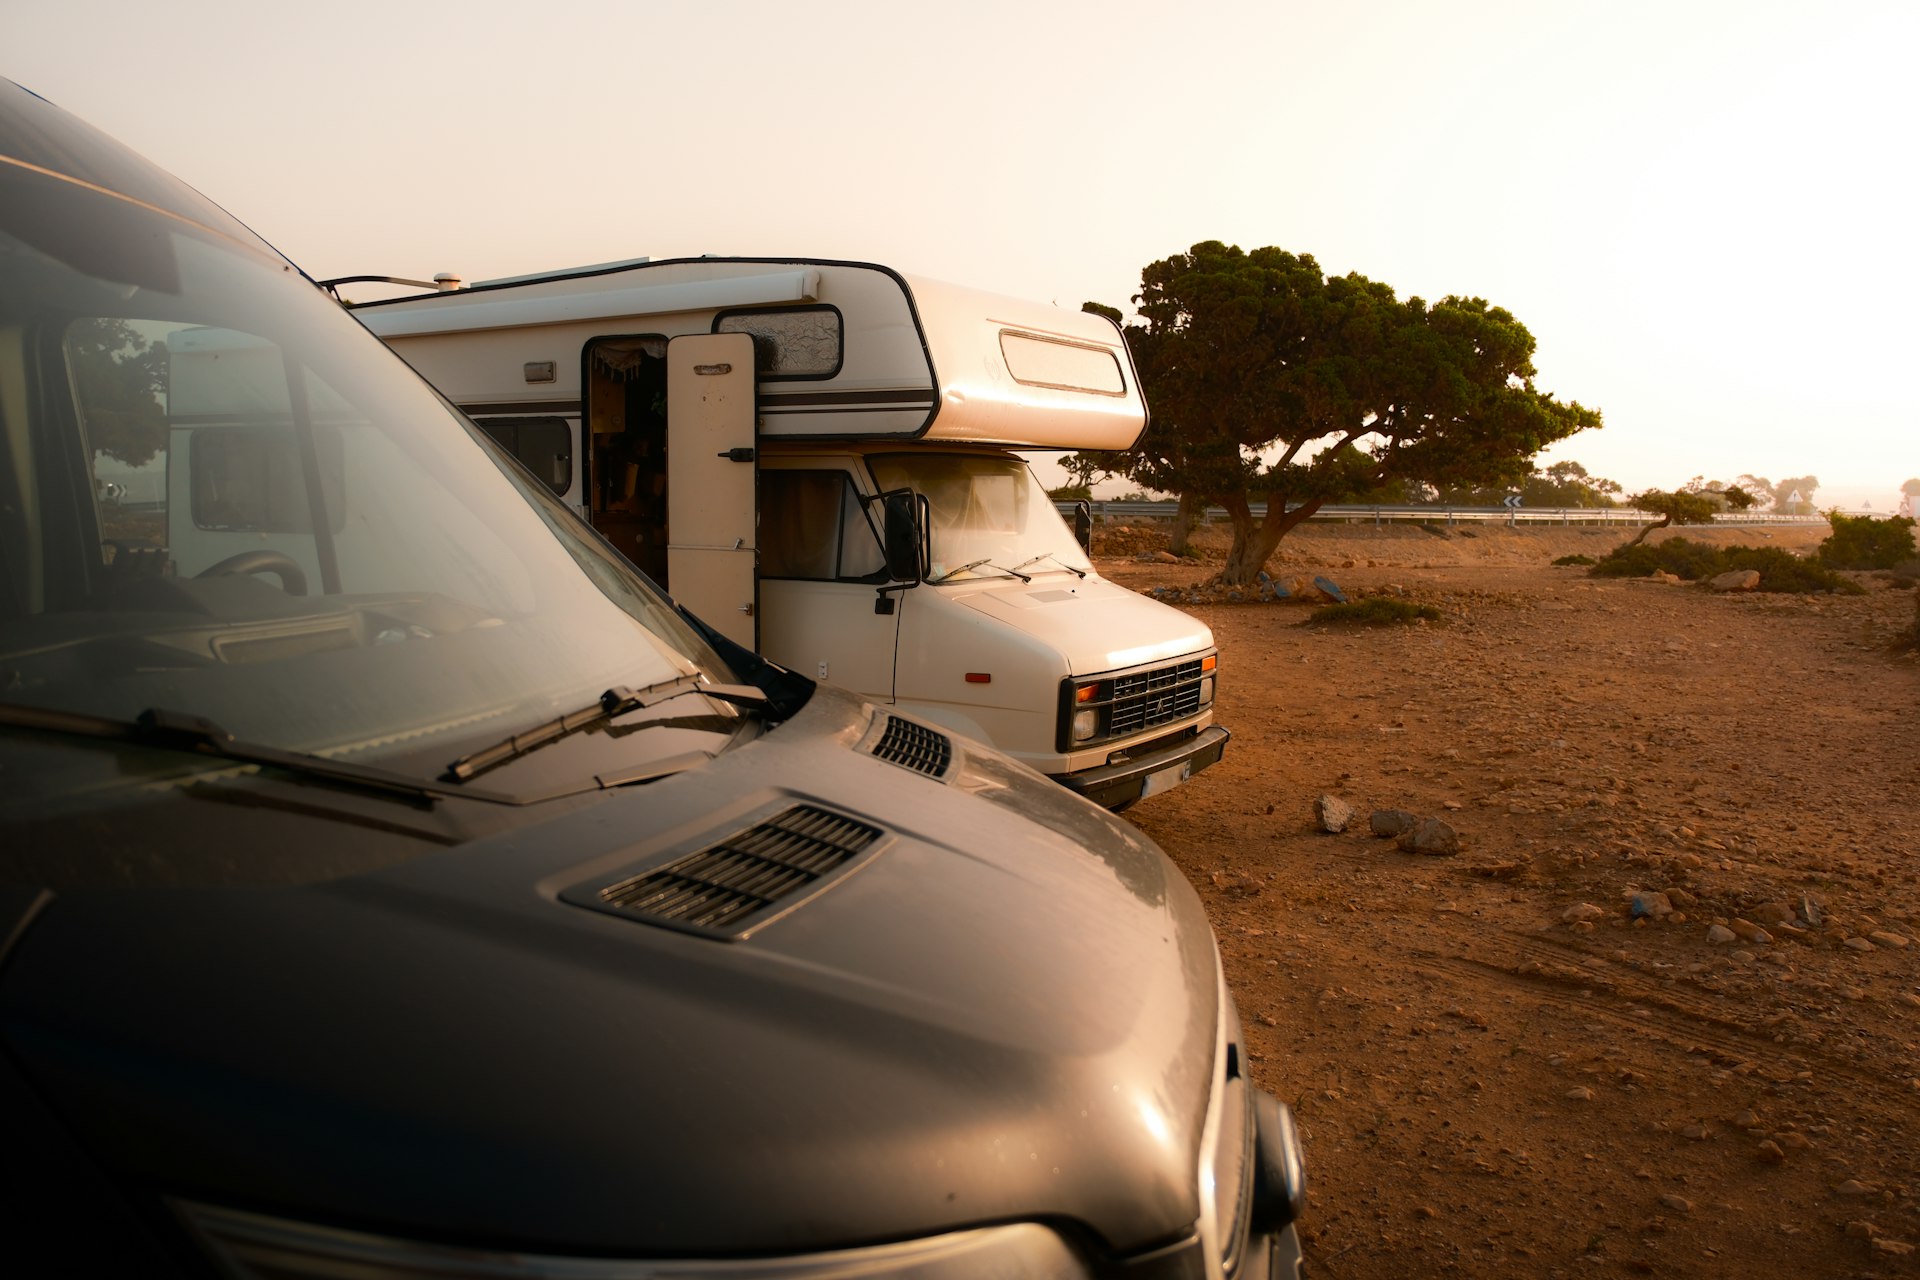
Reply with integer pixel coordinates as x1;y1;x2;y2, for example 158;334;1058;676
717;447;755;462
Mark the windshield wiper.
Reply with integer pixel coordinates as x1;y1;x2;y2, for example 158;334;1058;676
1010;552;1087;579
928;558;1032;585
0;702;517;807
444;676;766;782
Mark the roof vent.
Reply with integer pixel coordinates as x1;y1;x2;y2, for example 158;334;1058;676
587;806;883;938
870;715;953;778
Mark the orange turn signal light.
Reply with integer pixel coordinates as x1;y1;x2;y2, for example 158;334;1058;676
1200;655;1217;672
1075;684;1098;703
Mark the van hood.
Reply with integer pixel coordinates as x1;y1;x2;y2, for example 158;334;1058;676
951;573;1213;675
0;687;1222;1260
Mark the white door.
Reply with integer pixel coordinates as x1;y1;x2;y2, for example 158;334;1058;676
667;333;758;648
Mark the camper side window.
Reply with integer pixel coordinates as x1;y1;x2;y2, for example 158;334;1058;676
471;416;571;496
759;471;886;582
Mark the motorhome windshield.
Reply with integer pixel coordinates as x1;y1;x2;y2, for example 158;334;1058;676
867;454;1090;583
0;146;738;808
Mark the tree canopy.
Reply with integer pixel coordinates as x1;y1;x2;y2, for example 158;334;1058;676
1077;242;1601;582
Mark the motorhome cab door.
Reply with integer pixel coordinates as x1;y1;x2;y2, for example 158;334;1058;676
665;333;758;649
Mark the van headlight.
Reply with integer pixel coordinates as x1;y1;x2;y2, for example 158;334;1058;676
176;1202;1088;1278
1072;707;1099;741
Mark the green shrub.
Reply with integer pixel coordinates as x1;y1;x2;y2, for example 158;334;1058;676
1589;536;1725;580
1589;537;1863;594
1306;598;1442;626
1552;553;1596;566
1818;513;1917;570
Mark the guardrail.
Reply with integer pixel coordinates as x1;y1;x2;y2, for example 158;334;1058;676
1050;501;1833;528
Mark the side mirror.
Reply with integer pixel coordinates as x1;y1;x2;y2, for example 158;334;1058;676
876;488;923;583
1073;499;1093;555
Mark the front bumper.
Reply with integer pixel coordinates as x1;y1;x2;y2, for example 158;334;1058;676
1057;725;1230;810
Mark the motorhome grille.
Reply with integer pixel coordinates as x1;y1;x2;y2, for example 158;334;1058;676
1108;659;1205;739
871;716;953;778
598;807;882;935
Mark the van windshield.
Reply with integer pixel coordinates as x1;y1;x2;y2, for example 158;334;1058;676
0;133;741;807
867;454;1091;583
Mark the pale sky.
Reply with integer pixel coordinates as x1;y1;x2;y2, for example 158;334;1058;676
8;0;1916;507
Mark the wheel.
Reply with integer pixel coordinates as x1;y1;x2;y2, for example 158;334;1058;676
195;550;308;595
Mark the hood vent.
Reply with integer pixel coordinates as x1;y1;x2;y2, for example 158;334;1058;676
871;715;953;778
593;805;883;938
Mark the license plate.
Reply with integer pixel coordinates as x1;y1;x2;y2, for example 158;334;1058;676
1141;761;1192;798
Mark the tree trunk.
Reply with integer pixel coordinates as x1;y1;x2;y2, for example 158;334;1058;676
1621;514;1672;549
1218;493;1325;584
1168;492;1203;555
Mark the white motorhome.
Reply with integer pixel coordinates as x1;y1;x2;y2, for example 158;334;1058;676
342;258;1226;808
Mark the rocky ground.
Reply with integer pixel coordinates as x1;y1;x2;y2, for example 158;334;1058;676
1104;518;1920;1278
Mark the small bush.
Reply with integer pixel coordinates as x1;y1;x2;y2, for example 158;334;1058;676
1589;537;1863;594
1817;513;1917;570
1306;598;1442;626
1552;554;1597;566
1589;536;1726;580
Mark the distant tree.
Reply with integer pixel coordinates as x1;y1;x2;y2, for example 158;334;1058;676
1902;477;1920;497
1770;475;1821;515
1622;487;1721;548
1073;242;1600;583
1733;474;1777;511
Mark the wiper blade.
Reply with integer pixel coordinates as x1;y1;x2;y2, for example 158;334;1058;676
1010;552;1087;579
444;676;766;782
928;558;1032;585
0;702;516;807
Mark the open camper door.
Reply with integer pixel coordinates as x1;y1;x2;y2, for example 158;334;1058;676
667;333;758;648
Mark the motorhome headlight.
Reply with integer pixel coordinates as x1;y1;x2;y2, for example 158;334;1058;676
176;1201;1090;1279
1072;707;1100;741
1198;676;1215;707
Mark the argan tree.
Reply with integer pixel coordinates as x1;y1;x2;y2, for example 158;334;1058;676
1077;242;1599;584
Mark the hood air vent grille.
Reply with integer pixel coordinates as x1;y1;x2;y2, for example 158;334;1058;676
596;806;883;937
871;715;953;778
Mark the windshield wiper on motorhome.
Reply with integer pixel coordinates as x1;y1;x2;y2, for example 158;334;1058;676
927;559;1032;585
1009;552;1087;579
0;702;518;807
443;676;767;782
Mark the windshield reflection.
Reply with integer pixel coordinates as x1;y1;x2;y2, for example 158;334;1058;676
1;148;737;803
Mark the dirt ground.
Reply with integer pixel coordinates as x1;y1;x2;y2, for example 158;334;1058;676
1102;518;1920;1278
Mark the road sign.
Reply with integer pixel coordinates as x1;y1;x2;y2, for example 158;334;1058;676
1502;495;1523;509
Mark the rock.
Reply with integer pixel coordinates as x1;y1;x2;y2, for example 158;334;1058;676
1750;901;1796;926
1565;1086;1594;1101
1311;575;1348;604
1153;550;1181;564
1778;1132;1814;1150
1369;809;1419;838
1800;894;1824;926
1875;1238;1916;1257
1397;818;1461;857
1732;1109;1759;1128
1728;918;1774;945
1756;1139;1786;1163
1664;887;1698;909
1681;1123;1711;1140
1658;1194;1694;1213
1707;925;1737;944
1844;1220;1881;1239
1563;902;1606;923
1651;571;1684;584
1844;937;1877;953
1630;891;1673;919
1897;993;1920;1010
1315;794;1355;834
1210;872;1263;897
1835;1179;1879;1198
1868;930;1910;949
1709;569;1761;592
